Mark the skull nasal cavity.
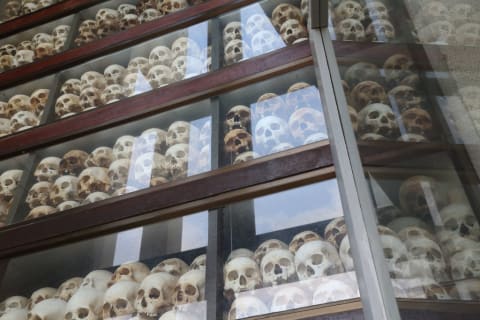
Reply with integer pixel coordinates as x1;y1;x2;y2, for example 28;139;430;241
274;264;282;274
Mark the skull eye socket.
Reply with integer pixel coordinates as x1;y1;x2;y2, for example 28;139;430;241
369;111;380;119
228;270;238;280
256;128;264;136
185;284;197;296
444;218;459;231
61;181;69;189
115;298;128;310
310;254;323;265
383;248;393;259
176;151;186;157
279;257;291;267
245;268;256;277
264;262;274;273
65;312;73;320
149;288;161;299
78;307;89;318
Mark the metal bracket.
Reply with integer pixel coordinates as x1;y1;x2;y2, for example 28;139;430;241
309;0;329;29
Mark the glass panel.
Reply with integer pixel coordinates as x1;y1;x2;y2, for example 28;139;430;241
0;14;74;73
0;211;208;319
222;180;360;319
0;0;66;23
327;0;480;314
220;0;308;67
1;101;211;225
220;66;327;166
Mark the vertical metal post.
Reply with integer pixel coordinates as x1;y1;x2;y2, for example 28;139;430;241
308;1;402;320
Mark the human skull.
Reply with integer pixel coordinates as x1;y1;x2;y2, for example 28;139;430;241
117;3;137;16
10;111;39;132
324;217;348;248
438;203;480;246
417;20;455;44
80;71;106;91
103;64;126;85
190;254;207;271
165;143;189;179
108;159;131;190
60;150;88;176
0;169;23;201
149;46;173;67
63;287;104;320
95;8;120;37
261;248;297;286
227;248;255;263
81;270;113;292
223;21;243;45
78;19;97;34
365;19;395;42
1;296;28;314
223;256;262;294
295;240;344;280
138;8;162;24
7;94;33;117
351;81;387;110
101;84;125;104
255;93;288;120
52;25;70;41
250;30;283;56
136;128;168;155
50;175;79;206
167;121;193;146
27;299;66;320
113;135;136;160
383;54;416;87
29;288;57;308
224;129;252;156
280;19;308;45
285;82;321;110
110;261;150;285
381;234;410;278
335;18;365;41
147;65;174;88
56;200;80;212
0;54;16;71
271;3;303;31
133;152;169;186
61;79;82;96
245;13;273;38
34;42;54;59
406;236;449;282
334;0;363;22
54;94;81;117
38;0;54;8
85;147;113;168
32;33;53;48
270;286;310;312
5;1;21;18
160;0;188;15
224;39;252;65
344;62;381;87
170;55;203;81
33;157;61;183
289;230;321;253
77;167;110;199
358;103;398;138
55;277;83;301
120;13;138;30
227;296;268;320
254;239;288;265
172;270;205;306
401;108;433;137
25;181;51;208
17;40;34;51
288;107;325;142
363;1;389;21
312;278;359;304
135;272;177;318
171;37;201;58
25;206;56;221
152;258;188;277
127;57;150;76
254;116;291;153
15;49;34;66
102;281;138;318
398;176;447;220
29;89;50;115
74;31;98;47
0;44;16;58
388;85;422;113
22;1;39;14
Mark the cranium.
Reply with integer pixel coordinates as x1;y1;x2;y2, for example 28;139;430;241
34;157;61;182
34;42;54;59
245;14;273;38
288;107;326;143
56;200;80;212
15;49;34;66
224;39;252;65
102;281;138;318
113;135;136;160
227;296;268;320
110;261;150;285
381;234;410;278
0;169;23;201
280;19;308;44
5;1;21;18
95;8;120;37
406;236;449;282
437;203;480;251
250;30;284;56
271;3;303;30
55;277;83;301
10;111;39;132
351;81;387;110
334;0;364;22
160;0;188;15
223;256;261;294
285;82;321;110
152;258;189;277
27;299;66;320
167;121;195;146
261;248;297;286
417;21;455;44
37;0;54;8
324;216;348;248
85;147;114;168
80;71;106;91
60;79;82;96
255;93;288;120
138;8;162;24
295;240;344;280
149;46;173;67
401;108;432;136
224;128;252;155
289;230;321;253
170;55;203;80
7;94;33;117
0;54;16;71
312;278;359;304
364;1;389;21
103;64;126;85
366;19;396;42
133;152;169;186
335;18;365;41
54;94;81;117
63;287;104;320
223;21;243;45
117;3;137;17
50;175;79;206
1;296;28;314
52;25;70;40
32;33;53;48
172;270;205;306
344;62;381;87
358;103;398;138
127;57;150;76
383;54;416;87
81;270;113;292
254;115;291;153
78;20;97;34
165;143;189;179
0;44;16;57
29;89;50;115
60;150;88;176
190;254;207;271
25;181;51;208
135;272;177;318
22;1;39;14
137;128;167;154
108;159;131;190
29;288;57;308
171;37;201;58
254;239;288;265
101;84;125;104
388;85;422;113
74;31;98;47
147;65;173;88
77;167;110;199
17;40;34;51
120;13;138;30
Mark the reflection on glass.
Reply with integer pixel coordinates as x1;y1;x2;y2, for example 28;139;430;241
56;21;210;120
223;181;359;319
1;0;65;22
222;68;327;166
0;212;207;319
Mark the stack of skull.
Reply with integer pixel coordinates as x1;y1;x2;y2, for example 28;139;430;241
55;36;210;118
74;0;193;46
0;254;207;320
223;225;359;319
332;0;396;42
224;81;326;163
0;24;70;72
2;0;61;22
24;119;204;220
0;169;23;227
223;3;308;65
0;88;49;135
343;53;434;142
408;1;480;46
